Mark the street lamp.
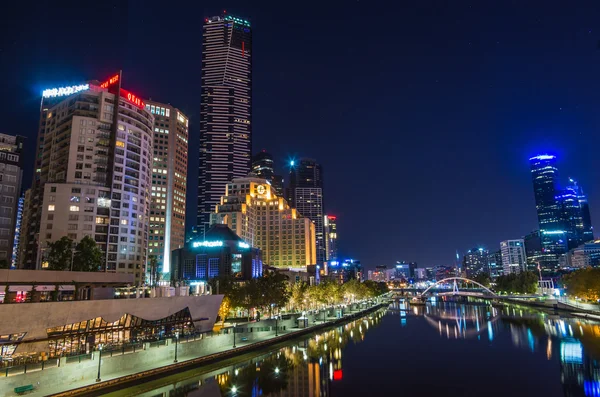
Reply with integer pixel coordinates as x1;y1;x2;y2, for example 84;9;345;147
70;242;77;271
96;344;103;382
275;314;278;337
233;323;237;348
174;331;179;363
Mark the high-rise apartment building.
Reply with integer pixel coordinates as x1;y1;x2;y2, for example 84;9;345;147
210;176;316;269
288;158;326;263
463;248;488;278
198;14;252;231
20;74;153;284
324;215;338;260
500;239;526;275
486;250;503;279
145;101;189;276
0;134;24;266
252;150;283;197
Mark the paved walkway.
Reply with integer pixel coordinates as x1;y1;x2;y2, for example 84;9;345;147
20;305;380;397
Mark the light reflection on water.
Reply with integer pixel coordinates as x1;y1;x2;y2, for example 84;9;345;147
113;300;600;397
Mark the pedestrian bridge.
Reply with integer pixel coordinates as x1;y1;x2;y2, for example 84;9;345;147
391;277;540;299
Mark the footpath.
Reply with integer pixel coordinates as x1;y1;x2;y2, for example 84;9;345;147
2;299;387;397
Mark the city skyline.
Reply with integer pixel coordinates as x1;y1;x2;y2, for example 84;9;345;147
3;2;600;268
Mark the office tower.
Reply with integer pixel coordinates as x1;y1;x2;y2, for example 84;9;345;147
395;261;416;279
523;230;543;271
145;101;189;277
500;239;526;275
288;158;326;263
529;155;567;270
210;176;316;269
198;14;252;231
252;150;284;197
0;134;24;266
566;178;594;244
324;214;338;260
463;248;488;278
21;74;153;284
486;250;503;279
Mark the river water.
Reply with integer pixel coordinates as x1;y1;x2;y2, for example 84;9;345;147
106;299;600;397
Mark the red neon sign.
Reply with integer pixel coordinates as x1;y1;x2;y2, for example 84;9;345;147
333;369;343;381
100;74;119;89
120;88;145;109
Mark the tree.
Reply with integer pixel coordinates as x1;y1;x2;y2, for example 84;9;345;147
0;259;9;269
73;236;102;272
289;282;309;311
495;271;538;294
563;268;600;301
218;296;232;326
148;255;160;286
473;273;491;288
46;237;73;271
259;271;290;317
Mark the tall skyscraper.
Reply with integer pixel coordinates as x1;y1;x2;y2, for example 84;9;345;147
145;101;189;276
529;154;567;270
198;13;252;231
20;73;153;284
463;247;488;278
252;150;283;197
486;250;503;279
288;158;325;264
529;154;594;271
210;176;316;269
500;239;526;275
0;134;24;266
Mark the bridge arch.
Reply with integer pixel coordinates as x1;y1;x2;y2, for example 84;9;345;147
420;277;497;296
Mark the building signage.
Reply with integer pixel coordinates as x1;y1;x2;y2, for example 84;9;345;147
100;74;119;89
120;88;145;109
238;241;250;249
42;84;89;98
192;241;223;248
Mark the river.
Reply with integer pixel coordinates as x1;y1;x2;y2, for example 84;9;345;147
102;298;600;397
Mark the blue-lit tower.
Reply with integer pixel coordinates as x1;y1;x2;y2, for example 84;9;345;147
529;154;567;270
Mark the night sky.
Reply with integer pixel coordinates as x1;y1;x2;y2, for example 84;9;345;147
2;1;600;269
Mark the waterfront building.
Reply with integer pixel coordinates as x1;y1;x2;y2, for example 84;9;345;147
198;13;253;230
326;259;362;284
0;269;221;361
172;224;262;283
210;176;316;270
500;239;526;275
368;265;388;282
463;248;488;278
568;240;600;268
0;134;24;266
395;261;416;279
565;178;594;244
144;101;189;277
288;158;326;264
20;74;153;284
486;250;503;279
523;230;544;271
414;267;427;280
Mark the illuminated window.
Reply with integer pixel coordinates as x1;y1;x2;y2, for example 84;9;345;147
116;141;125;148
48;205;55;212
69;205;79;212
166;109;170;117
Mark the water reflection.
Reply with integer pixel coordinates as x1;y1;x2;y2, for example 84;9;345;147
117;300;600;397
391;298;600;397
137;312;384;397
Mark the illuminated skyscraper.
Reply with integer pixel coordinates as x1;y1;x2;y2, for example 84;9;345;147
145;101;189;276
288;158;326;264
500;239;526;275
198;13;252;231
529;154;567;270
463;248;488;278
325;215;337;260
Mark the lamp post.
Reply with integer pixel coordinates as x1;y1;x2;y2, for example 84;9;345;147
275;314;278;337
233;323;237;348
96;344;103;382
70;242;77;271
174;331;179;363
323;308;326;324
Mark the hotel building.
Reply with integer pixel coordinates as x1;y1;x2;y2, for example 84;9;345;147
210;176;316;269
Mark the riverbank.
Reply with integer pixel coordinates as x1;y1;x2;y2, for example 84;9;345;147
2;299;387;397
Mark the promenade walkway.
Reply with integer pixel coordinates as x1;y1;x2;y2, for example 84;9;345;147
4;300;385;397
